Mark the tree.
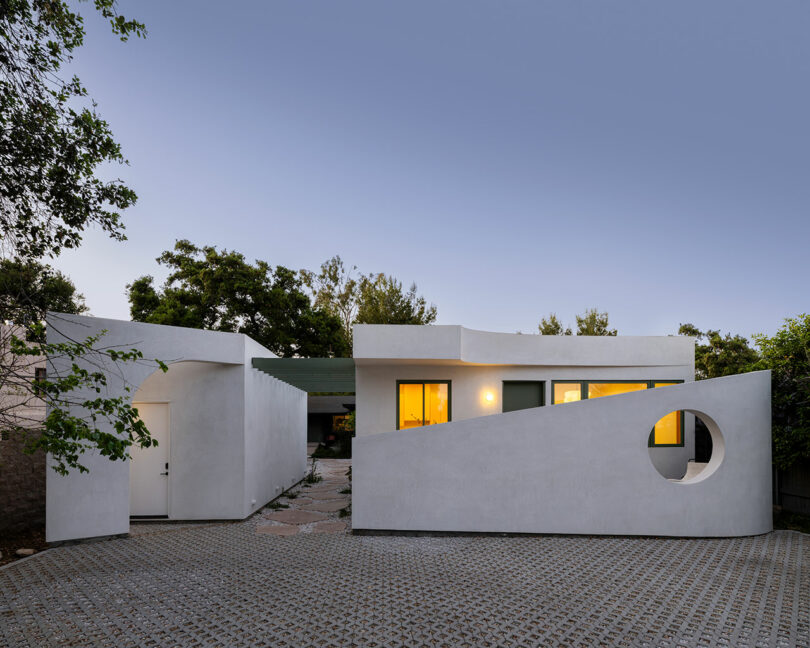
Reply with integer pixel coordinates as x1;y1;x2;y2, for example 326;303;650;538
678;323;759;380
300;255;359;344
752;314;810;470
0;259;87;334
0;2;162;476
1;0;144;260
3;322;166;475
355;274;437;325
538;313;572;335
575;308;617;336
128;240;349;357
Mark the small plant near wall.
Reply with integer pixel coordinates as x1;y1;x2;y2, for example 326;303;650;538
304;459;322;484
267;501;289;510
339;506;351;518
312;410;356;459
286;491;298;499
339;487;352;495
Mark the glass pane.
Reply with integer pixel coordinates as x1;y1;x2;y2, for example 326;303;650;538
398;383;423;429
651;384;682;445
553;383;582;404
425;383;449;425
587;382;647;399
654;411;682;445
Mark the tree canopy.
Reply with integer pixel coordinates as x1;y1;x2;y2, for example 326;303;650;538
753;314;810;470
355;273;437;326
538;313;572;335
678;323;759;380
537;309;615;335
300;255;359;343
0;0;144;260
128;241;350;357
0;1;163;475
302;255;438;337
0;258;87;330
575;308;616;336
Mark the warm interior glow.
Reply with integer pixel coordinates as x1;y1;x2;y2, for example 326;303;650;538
651;383;682;444
398;383;424;429
424;383;449;426
553;383;582;403
398;382;449;429
587;382;647;399
652;411;682;445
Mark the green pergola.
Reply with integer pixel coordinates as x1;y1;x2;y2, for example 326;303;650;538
252;357;355;393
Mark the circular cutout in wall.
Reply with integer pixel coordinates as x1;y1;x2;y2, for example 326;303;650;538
647;410;724;482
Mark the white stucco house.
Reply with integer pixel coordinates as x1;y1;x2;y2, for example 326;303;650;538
42;316;771;542
352;325;772;538
45;313;307;543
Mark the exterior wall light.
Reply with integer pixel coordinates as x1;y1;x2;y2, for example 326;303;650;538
485;391;495;403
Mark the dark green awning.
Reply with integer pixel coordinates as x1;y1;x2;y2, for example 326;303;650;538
252;357;355;392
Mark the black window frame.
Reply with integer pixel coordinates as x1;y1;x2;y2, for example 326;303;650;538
395;380;452;430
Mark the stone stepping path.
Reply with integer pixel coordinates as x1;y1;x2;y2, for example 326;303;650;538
255;458;351;537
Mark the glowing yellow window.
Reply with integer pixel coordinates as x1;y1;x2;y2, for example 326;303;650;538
397;382;450;429
651;382;682;445
587;382;648;399
553;383;582;403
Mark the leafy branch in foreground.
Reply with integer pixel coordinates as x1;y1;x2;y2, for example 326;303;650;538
3;323;166;475
0;0;145;260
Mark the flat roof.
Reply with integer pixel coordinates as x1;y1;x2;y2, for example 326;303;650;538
352;325;695;367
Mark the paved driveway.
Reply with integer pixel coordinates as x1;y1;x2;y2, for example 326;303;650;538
1;460;808;647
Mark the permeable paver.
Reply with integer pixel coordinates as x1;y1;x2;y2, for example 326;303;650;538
2;458;807;648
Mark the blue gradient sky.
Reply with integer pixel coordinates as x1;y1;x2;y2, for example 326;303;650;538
53;1;809;338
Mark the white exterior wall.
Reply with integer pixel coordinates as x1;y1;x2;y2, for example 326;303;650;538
45;313;307;542
353;325;696;479
242;337;307;518
353;371;772;537
133;362;245;519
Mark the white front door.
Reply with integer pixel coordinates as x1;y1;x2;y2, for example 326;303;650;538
129;403;170;517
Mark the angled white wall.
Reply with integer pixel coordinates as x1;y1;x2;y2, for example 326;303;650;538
353;372;772;537
45;313;306;542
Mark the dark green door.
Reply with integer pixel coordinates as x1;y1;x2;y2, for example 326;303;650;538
502;381;545;412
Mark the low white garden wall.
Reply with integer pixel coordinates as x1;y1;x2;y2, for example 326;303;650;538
353;371;772;537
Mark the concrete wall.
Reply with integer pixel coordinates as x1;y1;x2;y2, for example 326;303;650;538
353;325;696;479
45;313;307;542
353;371;772;537
133;362;245;519
242;336;307;518
353;324;695;367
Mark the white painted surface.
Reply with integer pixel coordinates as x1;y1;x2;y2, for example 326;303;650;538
45;313;307;542
133;362;245;519
242;336;307;519
354;326;695;479
353;325;695;367
353;372;772;537
129;403;169;516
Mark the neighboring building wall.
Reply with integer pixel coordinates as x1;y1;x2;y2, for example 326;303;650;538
353;371;772;538
0;325;47;532
0;435;45;533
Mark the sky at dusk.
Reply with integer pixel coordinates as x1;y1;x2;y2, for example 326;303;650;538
53;1;809;338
